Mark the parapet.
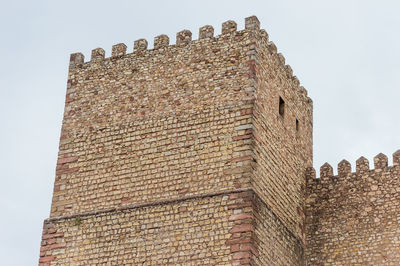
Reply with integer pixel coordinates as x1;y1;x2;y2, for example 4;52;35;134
67;16;310;104
68;15;263;68
306;149;400;185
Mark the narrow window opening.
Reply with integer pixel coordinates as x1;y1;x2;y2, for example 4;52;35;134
296;119;299;132
279;97;285;117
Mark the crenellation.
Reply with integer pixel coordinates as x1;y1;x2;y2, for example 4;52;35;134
394;149;400;165
154;34;169;49
66;17;305;97
176;29;192;46
259;28;269;39
199;25;214;39
221;20;237;34
374;152;388;169
111;43;127;58
306;167;316;182
285;64;293;78
313;152;399;181
245;15;260;31
307;151;400;190
298;86;308;100
356;156;370;174
90;47;105;62
292;76;300;87
338;159;351;176
320;162;333;180
133;38;148;52
277;53;285;65
69;52;84;69
267;41;277;54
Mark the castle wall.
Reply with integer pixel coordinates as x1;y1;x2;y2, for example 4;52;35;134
52;24;257;217
251;29;313;244
306;151;400;265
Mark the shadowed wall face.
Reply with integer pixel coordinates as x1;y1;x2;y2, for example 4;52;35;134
252;29;313;245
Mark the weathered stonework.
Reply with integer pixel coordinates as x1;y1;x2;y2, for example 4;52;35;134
306;152;400;265
39;15;399;265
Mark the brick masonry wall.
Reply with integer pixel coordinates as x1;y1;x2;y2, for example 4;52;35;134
306;151;400;265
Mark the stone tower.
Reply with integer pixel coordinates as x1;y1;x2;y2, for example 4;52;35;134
39;16;313;265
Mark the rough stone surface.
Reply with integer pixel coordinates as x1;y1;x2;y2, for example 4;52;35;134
39;15;400;265
306;161;400;265
41;192;241;265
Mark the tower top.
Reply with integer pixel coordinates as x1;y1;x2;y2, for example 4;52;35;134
70;16;264;69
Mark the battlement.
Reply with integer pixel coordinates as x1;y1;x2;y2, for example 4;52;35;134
69;16;260;67
306;149;400;185
67;16;311;104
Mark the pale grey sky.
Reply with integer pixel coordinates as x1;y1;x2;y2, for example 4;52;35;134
1;0;399;264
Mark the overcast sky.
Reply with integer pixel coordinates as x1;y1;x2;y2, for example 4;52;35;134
1;0;400;264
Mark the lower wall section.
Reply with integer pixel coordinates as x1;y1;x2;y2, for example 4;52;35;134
39;190;257;265
253;195;305;265
40;189;304;265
